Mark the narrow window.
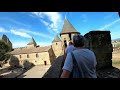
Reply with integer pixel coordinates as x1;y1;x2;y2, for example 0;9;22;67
56;43;58;45
44;61;47;65
27;54;29;58
36;54;39;58
64;40;67;48
69;33;71;40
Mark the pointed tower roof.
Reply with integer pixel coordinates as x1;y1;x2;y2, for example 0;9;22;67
60;18;80;35
52;35;61;43
27;37;37;45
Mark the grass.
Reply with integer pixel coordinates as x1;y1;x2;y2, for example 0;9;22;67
112;60;120;69
112;61;120;65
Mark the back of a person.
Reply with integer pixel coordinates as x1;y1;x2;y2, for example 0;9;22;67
61;34;97;78
65;45;76;54
73;49;97;78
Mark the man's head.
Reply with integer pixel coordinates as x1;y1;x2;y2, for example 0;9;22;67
73;34;86;47
69;41;73;45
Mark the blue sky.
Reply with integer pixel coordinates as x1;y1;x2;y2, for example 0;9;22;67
0;12;120;48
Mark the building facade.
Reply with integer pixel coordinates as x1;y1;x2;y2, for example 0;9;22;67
9;37;56;66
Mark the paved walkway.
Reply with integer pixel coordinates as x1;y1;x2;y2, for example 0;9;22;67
18;65;51;78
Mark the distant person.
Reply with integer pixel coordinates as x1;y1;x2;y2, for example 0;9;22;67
62;38;67;56
64;39;67;49
60;41;76;77
61;35;97;78
64;41;76;59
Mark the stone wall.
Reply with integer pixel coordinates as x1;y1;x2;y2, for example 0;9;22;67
43;55;64;78
84;31;113;70
13;52;51;65
48;48;56;65
52;42;63;58
27;44;35;48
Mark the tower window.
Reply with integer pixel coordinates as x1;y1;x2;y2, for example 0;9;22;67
27;54;29;58
56;43;58;45
64;40;67;48
36;54;39;58
69;33;72;40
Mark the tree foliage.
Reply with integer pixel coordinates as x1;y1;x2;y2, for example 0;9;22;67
9;56;20;68
0;40;10;62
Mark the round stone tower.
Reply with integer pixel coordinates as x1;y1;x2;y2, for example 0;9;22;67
52;35;62;57
60;18;80;47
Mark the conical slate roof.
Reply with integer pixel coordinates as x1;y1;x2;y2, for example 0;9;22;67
52;35;61;43
27;37;37;45
60;18;80;35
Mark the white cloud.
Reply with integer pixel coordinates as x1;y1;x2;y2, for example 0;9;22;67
0;26;53;39
31;12;44;18
31;12;63;33
40;19;49;26
12;41;28;48
99;18;120;30
0;17;30;28
10;29;31;38
0;27;9;33
17;29;53;39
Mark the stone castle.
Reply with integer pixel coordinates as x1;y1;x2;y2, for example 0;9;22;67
0;18;81;66
1;18;113;70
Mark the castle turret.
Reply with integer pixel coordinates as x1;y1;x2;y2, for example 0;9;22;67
52;35;62;57
60;18;80;47
27;37;37;48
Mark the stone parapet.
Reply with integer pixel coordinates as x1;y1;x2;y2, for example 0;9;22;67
84;31;113;70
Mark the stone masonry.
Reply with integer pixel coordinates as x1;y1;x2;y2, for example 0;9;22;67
84;31;113;70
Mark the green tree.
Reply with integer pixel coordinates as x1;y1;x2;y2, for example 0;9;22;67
0;40;11;67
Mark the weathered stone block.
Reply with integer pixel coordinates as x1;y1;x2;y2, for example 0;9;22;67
84;31;113;70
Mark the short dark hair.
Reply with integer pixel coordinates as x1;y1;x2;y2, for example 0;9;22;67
69;41;73;45
73;34;86;47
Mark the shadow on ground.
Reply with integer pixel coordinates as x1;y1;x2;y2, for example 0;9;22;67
0;65;35;78
17;74;26;78
97;67;120;78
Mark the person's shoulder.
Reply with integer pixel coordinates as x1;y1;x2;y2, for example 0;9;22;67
86;49;95;54
72;49;78;53
82;48;93;52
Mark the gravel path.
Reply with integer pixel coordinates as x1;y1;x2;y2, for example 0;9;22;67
18;65;51;78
